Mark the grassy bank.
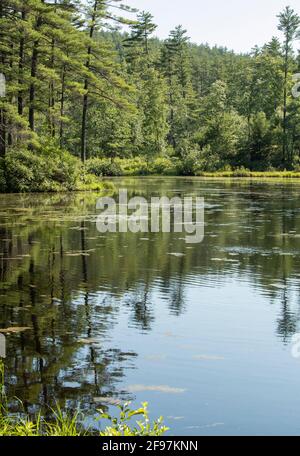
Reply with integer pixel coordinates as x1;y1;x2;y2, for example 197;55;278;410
0;361;168;436
3;150;300;195
196;170;300;178
84;158;300;179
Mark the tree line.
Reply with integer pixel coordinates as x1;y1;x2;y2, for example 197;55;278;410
1;1;300;185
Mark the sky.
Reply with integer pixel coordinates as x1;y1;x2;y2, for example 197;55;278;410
122;0;300;53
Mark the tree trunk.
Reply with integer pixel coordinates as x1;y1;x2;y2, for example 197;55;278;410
81;78;89;162
80;0;98;163
18;10;26;116
282;44;289;166
49;0;57;138
0;2;6;157
49;38;55;137
59;64;66;148
29;2;44;132
0;109;6;158
29;38;39;131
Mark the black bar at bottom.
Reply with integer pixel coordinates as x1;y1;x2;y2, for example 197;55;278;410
0;436;296;454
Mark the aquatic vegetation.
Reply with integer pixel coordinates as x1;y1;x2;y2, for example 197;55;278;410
0;361;168;437
127;385;186;394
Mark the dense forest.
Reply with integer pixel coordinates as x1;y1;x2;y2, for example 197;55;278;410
1;1;300;192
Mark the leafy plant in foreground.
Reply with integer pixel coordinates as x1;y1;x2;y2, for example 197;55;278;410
0;361;168;436
99;402;169;436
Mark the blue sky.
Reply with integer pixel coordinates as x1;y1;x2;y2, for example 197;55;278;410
122;0;300;53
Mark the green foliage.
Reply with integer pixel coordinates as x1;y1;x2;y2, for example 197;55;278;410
177;150;201;176
118;157;150;176
197;169;300;178
247;112;275;168
2;145;112;193
0;361;168;437
85;158;123;177
1;2;300;185
5;151;48;193
99;402;169;437
149;157;178;175
4;149;80;193
197;145;224;172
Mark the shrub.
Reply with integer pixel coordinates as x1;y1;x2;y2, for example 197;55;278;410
177;151;200;176
44;151;81;191
198;145;224;172
5;150;46;192
4;148;83;193
149;157;177;175
99;402;168;437
117;157;150;176
85;158;122;177
77;173;115;192
232;167;251;177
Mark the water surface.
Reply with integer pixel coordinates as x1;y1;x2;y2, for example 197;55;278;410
1;178;300;436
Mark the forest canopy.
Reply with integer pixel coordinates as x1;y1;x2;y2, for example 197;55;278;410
1;1;300;191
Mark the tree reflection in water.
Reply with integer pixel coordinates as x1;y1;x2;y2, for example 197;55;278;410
1;178;300;420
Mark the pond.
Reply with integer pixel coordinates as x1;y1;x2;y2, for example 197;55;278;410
1;177;300;436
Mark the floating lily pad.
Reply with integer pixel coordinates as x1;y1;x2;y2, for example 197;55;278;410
78;338;101;345
127;384;186;394
93;397;122;406
192;355;225;361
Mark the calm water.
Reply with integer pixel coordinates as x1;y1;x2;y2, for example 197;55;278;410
1;177;300;436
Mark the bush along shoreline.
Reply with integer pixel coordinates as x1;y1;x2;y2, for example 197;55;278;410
84;157;300;179
3;151;300;195
0;146;115;194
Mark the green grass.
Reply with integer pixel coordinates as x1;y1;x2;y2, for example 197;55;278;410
196;170;300;178
0;361;168;436
86;158;300;179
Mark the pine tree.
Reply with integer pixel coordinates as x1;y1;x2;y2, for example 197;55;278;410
123;11;157;66
161;26;196;156
80;0;134;162
277;6;300;165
